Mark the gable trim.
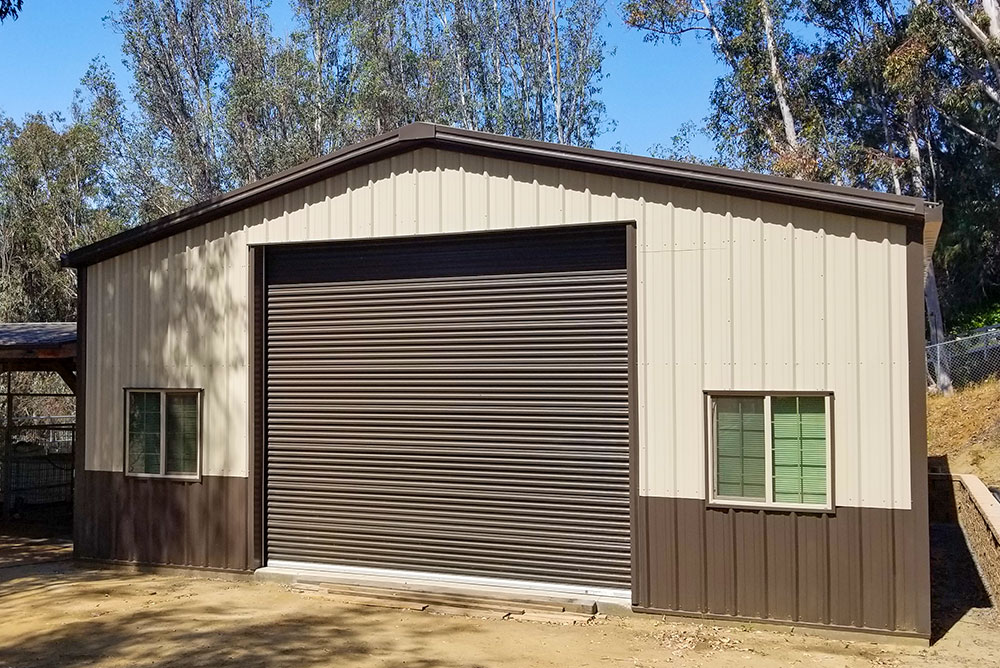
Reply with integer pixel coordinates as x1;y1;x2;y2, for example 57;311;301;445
62;123;934;268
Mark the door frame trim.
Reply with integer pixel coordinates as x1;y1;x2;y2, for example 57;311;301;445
248;221;638;584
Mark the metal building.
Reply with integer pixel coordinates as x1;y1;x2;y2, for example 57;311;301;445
63;123;941;639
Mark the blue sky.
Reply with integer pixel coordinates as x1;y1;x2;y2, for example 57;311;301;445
0;0;725;157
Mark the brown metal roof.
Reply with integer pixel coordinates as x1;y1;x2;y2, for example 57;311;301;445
62;122;937;268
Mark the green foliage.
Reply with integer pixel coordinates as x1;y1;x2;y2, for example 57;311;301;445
0;0;611;325
73;0;609;218
948;301;1000;335
625;0;1000;328
0;0;22;23
0;114;125;322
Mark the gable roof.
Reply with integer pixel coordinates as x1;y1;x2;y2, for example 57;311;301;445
62;122;940;268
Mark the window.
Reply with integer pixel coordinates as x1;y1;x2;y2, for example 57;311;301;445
125;389;201;479
708;393;832;511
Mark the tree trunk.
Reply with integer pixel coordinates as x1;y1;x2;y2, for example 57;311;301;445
925;265;952;393
493;0;505;133
880;104;902;196
906;111;952;393
313;16;324;154
760;0;798;149
549;0;564;144
984;0;1000;39
698;0;737;70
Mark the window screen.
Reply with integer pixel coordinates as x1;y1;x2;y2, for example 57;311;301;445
714;397;765;500
127;391;161;474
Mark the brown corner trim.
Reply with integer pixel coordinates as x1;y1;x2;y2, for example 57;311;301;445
73;266;87;559
625;222;639;606
250;246;265;570
905;220;933;634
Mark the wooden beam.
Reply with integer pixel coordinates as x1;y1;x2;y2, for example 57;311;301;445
0;343;76;360
0;357;77;374
55;361;77;395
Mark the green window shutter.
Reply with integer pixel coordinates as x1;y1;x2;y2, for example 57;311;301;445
771;396;827;505
715;397;765;500
165;393;199;475
127;391;161;474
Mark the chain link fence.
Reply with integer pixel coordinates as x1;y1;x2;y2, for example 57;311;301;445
927;325;1000;392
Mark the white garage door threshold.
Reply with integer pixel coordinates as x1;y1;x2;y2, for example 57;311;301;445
256;560;632;615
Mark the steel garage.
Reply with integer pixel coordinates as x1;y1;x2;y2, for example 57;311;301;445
64;123;941;639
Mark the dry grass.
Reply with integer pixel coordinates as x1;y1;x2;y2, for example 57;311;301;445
927;378;1000;485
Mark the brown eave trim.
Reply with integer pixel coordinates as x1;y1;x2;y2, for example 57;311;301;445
62;122;932;268
431;126;930;225
62;130;417;268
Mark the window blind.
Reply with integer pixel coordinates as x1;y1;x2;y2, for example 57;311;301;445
165;393;199;475
772;396;827;505
715;397;765;500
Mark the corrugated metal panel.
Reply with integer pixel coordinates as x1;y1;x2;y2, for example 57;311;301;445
634;497;930;636
264;225;631;589
74;471;249;570
84;147;913;510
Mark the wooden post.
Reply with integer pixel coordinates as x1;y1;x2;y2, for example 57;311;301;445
2;371;12;521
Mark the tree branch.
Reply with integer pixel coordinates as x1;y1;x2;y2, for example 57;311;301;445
944;0;1000;97
936;105;1000;151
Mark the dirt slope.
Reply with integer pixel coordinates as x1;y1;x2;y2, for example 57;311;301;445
927;378;1000;486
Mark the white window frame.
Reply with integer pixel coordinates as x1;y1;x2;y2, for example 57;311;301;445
124;388;202;481
706;392;834;513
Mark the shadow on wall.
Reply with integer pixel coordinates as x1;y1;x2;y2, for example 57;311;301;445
82;218;250;567
0;566;478;668
928;456;994;643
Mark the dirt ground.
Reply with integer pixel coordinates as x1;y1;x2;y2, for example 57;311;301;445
0;548;995;668
0;534;71;569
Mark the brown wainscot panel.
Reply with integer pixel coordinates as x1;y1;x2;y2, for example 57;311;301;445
75;471;249;571
634;497;930;638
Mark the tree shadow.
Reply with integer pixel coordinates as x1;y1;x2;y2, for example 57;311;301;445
0;564;483;668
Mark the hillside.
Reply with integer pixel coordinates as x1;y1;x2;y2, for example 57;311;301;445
927;378;1000;486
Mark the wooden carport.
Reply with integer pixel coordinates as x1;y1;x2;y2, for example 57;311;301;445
0;323;77;521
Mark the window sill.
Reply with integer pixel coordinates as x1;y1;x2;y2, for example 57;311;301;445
706;500;835;515
124;472;201;483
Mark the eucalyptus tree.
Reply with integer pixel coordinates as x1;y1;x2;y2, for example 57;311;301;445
623;0;818;176
927;0;1000;152
0;0;22;23
212;0;316;182
0;114;123;321
434;0;608;145
111;0;228;200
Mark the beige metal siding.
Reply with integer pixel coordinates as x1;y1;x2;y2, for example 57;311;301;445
85;147;912;509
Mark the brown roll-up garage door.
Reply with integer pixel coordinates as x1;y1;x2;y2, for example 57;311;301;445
263;224;631;591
